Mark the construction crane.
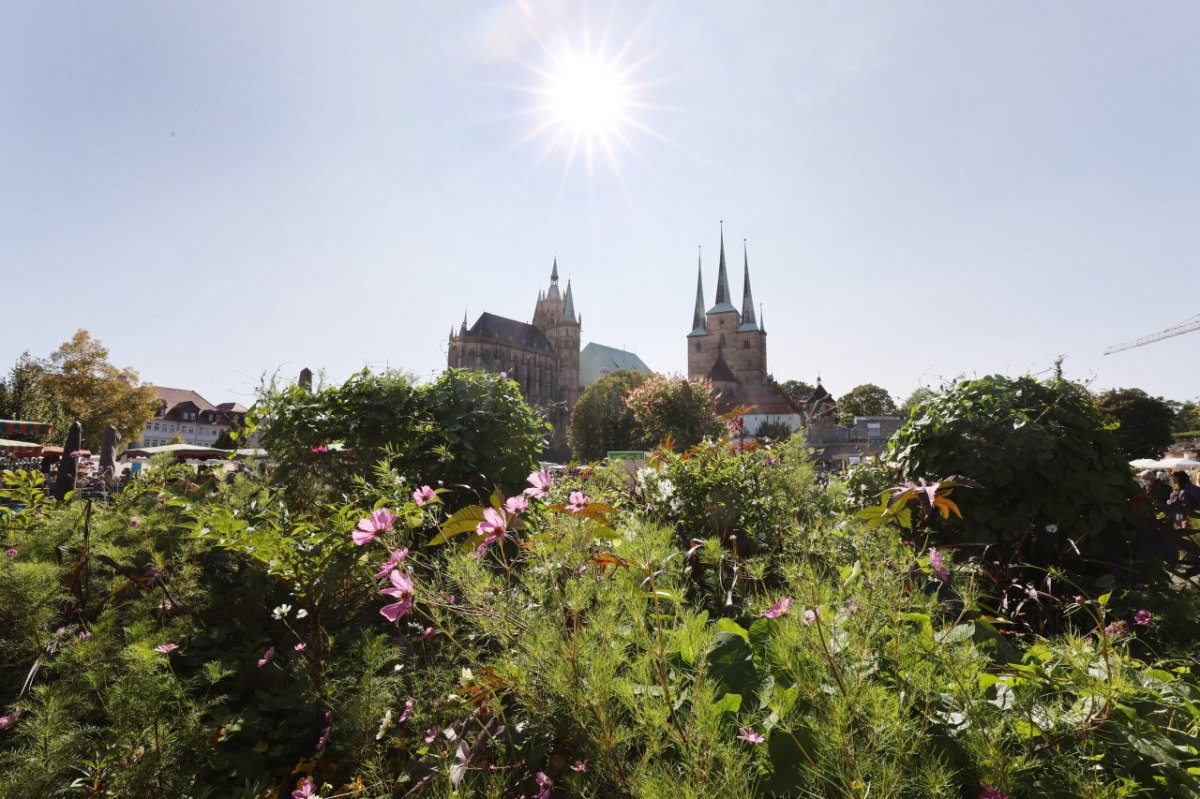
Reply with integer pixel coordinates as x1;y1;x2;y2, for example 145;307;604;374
1105;313;1200;355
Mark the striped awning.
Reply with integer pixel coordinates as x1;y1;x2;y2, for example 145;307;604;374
0;438;43;457
0;419;52;437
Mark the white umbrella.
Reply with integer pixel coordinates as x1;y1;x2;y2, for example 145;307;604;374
1158;457;1200;469
1130;458;1161;469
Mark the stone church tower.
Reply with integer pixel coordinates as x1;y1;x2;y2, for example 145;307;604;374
687;224;768;389
686;224;801;435
447;261;581;448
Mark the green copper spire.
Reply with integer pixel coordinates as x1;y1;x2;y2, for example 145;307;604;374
689;247;706;336
709;221;737;314
737;239;758;331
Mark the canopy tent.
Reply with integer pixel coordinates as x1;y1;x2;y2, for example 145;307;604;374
122;443;232;459
0;438;43;457
1130;457;1200;471
0;419;52;438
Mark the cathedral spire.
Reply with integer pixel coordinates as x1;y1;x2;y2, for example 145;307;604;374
551;258;559;285
689;247;706;336
709;221;737;313
563;279;576;323
737;239;758;331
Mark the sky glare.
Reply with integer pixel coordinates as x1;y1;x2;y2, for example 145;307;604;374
2;1;1198;405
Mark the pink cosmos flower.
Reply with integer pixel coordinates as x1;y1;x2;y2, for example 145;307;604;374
257;646;276;668
154;643;178;654
294;642;307;651
1105;621;1128;636
128;517;141;528
762;596;793;618
928;548;949;581
503;494;529;515
375;547;410;580
292;777;319;799
474;507;509;557
379;569;414;622
979;787;1011;799
424;726;439;743
353;508;398;546
316;726;330;750
4;546;15;560
310;445;329;454
737;727;765;744
535;771;552;799
570;759;588;773
412;485;436;506
803;609;817;625
0;709;23;731
398;699;413;723
525;468;552;499
567;491;589;513
1133;609;1152;626
78;630;92;641
422;626;435;641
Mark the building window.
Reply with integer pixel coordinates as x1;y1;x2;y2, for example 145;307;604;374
694;342;700;351
867;422;881;437
153;423;160;431
144;422;152;429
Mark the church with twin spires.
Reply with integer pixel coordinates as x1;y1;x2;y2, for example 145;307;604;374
687;224;801;434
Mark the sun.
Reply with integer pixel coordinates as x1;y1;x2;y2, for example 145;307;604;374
525;43;649;177
545;52;629;138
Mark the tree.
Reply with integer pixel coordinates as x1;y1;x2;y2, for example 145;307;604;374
40;330;158;451
567;370;651;462
900;386;938;418
624;375;722;452
1167;398;1200;436
836;383;898;426
778;379;816;408
0;352;64;440
1095;387;1175;460
252;368;549;509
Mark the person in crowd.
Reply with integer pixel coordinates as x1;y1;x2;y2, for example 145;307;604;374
1165;470;1200;528
1139;469;1173;513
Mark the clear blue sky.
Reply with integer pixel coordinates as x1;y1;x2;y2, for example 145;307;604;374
3;2;1198;406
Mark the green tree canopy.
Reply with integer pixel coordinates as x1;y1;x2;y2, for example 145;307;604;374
252;368;549;509
624;374;722;452
777;379;816;408
567;370;651;462
0;352;64;441
1095;387;1175;459
837;383;898;426
900;386;938;418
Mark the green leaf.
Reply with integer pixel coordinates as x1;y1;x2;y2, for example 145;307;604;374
711;692;742;714
706;632;757;696
715;617;749;642
429;505;486;545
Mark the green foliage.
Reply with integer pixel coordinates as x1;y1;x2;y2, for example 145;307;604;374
836;383;899;427
752;418;793;441
777;379;815;407
567;369;651;461
252;368;549;508
1096;387;1176;459
900;386;938;418
0;352;64;441
887;373;1182;631
2;398;1199;799
624;374;722;452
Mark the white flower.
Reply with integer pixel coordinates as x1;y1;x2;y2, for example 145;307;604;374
271;604;292;619
295;608;308;619
1045;524;1058;533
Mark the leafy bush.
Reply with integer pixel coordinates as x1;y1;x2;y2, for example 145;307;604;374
567;369;651;461
886;373;1190;632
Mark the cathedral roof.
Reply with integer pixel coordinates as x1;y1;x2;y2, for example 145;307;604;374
465;312;554;353
580;343;652;387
